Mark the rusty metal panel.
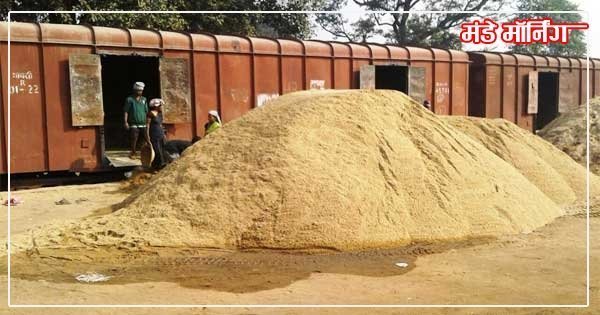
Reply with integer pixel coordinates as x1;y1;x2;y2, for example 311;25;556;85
408;66;425;104
306;57;330;89
220;54;252;122
527;71;538;114
96;49;160;57
516;67;534;131
9;43;47;172
217;36;251;53
159;57;192;124
45;45;100;171
451;63;468;116
162;51;194;140
411;61;433;108
69;54;104;126
304;41;331;57
502;67;517;123
193;52;218;139
359;64;375;89
486;66;501;118
40;23;94;45
281;56;303;94
254;55;279;106
434;63;451;115
334;58;351;89
373;60;407;66
353;60;369;88
559;71;579;113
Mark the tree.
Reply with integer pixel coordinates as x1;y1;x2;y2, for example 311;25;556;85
509;0;586;57
316;0;504;49
0;0;316;39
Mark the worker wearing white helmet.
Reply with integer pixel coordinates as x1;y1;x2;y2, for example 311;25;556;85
124;81;148;159
205;110;222;136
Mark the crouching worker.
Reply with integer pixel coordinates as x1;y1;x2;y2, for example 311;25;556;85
205;110;221;136
145;98;167;170
164;136;201;161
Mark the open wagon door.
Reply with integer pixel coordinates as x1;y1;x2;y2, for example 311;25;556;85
360;64;375;89
559;71;578;113
408;66;426;104
69;54;104;126
527;71;539;114
159;58;192;124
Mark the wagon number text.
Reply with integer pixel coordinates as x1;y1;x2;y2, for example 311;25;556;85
11;71;40;95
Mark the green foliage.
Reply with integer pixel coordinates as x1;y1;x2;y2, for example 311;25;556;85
1;0;315;39
316;0;503;49
510;0;586;57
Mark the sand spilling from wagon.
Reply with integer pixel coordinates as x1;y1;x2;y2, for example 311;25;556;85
538;97;600;175
18;90;590;252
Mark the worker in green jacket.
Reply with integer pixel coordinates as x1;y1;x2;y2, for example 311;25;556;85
124;82;148;159
204;110;221;136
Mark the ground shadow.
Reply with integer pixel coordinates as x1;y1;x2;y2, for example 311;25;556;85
6;237;493;294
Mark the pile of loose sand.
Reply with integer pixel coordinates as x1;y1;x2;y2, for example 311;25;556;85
120;171;153;192
443;116;598;206
538;97;600;175
20;90;591;252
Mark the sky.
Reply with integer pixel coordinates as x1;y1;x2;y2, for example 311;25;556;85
314;0;599;57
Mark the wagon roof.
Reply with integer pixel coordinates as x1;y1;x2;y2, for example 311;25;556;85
467;51;599;69
0;22;469;62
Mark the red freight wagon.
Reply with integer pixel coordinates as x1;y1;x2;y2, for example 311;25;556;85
0;22;470;175
468;52;600;132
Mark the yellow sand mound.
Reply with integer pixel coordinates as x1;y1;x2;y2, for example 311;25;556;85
538;97;600;175
443;116;598;206
24;90;582;252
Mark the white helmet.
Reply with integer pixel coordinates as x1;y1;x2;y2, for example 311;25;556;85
149;98;164;108
208;110;221;124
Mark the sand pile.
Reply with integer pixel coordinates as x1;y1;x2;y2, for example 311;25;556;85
538;97;600;175
443;116;599;205
120;171;153;192
22;90;584;252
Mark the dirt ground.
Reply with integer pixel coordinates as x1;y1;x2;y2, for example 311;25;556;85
0;182;598;315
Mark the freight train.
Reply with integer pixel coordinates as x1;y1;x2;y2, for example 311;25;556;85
1;22;599;177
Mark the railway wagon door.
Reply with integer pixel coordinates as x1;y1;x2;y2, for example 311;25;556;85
527;71;539;120
527;71;559;132
158;58;192;124
69;54;105;127
359;64;426;104
407;67;426;105
69;53;192;168
558;71;579;114
98;54;160;167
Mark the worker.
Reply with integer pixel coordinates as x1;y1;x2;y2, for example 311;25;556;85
145;98;167;170
423;100;432;111
164;136;201;162
205;110;222;135
124;82;148;159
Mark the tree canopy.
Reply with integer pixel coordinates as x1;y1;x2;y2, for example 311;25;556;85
0;0;316;39
0;0;588;56
509;0;586;57
316;0;504;49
